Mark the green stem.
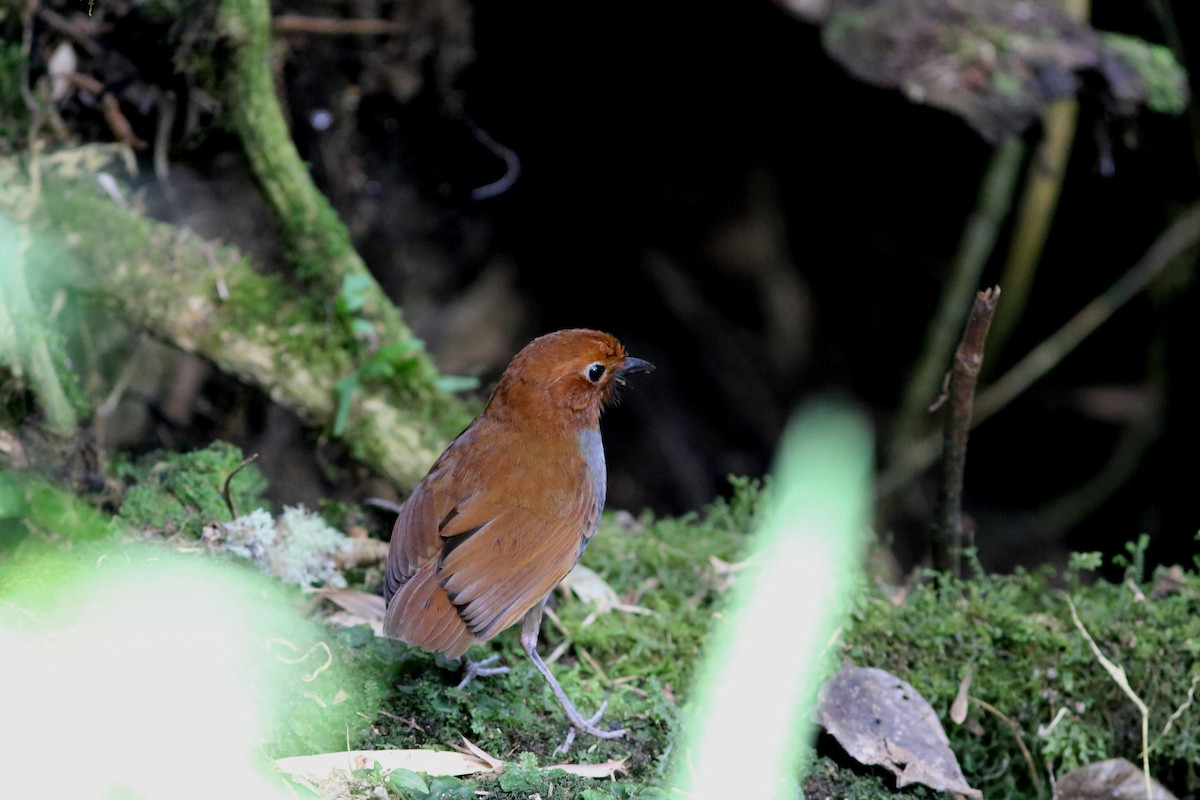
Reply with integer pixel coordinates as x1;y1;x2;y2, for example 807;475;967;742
888;137;1024;467
0;215;78;436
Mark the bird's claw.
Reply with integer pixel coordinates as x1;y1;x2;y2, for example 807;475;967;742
552;700;628;755
455;655;510;690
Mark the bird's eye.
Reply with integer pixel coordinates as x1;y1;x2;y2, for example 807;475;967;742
586;362;606;383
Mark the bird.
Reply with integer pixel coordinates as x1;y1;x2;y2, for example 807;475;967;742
382;328;654;746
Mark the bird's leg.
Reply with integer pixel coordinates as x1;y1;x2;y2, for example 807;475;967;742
455;654;510;690
519;600;627;749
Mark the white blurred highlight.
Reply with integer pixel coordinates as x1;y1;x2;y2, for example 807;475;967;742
673;404;872;800
0;553;293;800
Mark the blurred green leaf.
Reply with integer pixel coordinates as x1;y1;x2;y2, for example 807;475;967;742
336;273;372;319
333;372;360;437
389;768;430;796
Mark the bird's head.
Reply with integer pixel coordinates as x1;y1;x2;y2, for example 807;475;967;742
487;329;654;429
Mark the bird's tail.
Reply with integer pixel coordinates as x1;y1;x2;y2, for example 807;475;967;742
383;562;477;659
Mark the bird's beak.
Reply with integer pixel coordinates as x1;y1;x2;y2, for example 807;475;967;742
617;356;655;376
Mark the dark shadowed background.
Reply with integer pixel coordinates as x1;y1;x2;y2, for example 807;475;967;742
11;0;1199;576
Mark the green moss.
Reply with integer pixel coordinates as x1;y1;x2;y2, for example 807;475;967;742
0;471;124;555
1103;33;1190;115
332;481;1200;798
562;478;765;692
117;440;268;536
841;562;1200;798
11;449;1200;799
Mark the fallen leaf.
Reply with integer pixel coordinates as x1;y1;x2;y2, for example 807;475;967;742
561;564;621;611
274;749;493;780
276;746;629;784
318;588;386;624
456;736;504;770
818;666;981;799
1056;758;1178;800
560;564;656;622
326;610;383;636
950;669;973;725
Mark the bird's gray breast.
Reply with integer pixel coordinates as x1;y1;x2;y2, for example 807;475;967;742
578;428;606;535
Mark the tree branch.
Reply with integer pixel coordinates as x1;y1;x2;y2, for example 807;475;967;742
4;165;464;489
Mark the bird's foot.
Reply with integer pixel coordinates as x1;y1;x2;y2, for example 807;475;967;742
552;700;627;755
455;655;510;690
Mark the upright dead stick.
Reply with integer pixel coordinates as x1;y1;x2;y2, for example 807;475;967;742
932;287;1001;576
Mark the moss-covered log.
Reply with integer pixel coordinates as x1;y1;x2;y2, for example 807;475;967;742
2;161;466;489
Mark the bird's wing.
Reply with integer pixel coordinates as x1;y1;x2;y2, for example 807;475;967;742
382;446;482;656
383;457;452;603
435;482;600;641
383;424;602;655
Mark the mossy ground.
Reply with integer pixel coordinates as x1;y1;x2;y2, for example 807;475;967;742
4;444;1200;799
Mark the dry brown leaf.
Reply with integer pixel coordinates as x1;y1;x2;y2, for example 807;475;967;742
1056;758;1178;800
818;666;981;799
318;588;386;623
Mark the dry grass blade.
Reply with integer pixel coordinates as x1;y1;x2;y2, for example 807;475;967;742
969;695;1043;795
1153;673;1200;749
1066;595;1152;800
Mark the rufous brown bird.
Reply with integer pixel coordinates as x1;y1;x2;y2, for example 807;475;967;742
383;329;653;745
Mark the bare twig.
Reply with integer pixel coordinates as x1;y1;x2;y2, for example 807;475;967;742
64;72;147;149
932;287;1000;576
37;7;104;56
466;118;521;201
222;453;260;519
